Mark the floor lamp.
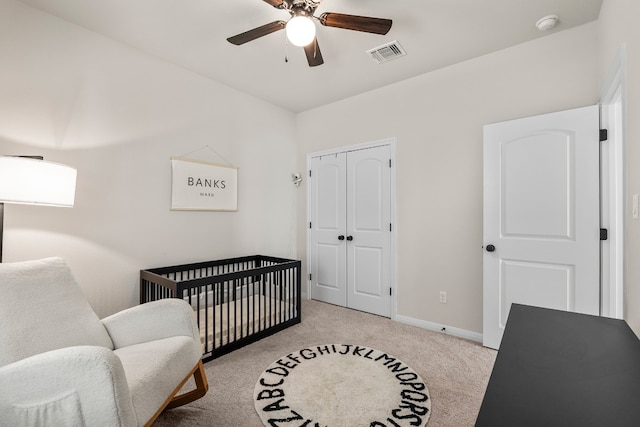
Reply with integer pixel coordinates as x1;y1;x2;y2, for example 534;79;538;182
0;156;77;262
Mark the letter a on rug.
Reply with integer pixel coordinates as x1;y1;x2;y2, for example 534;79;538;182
253;344;431;427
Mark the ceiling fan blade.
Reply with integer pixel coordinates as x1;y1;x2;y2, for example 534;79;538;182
262;0;284;7
319;12;392;35
303;38;324;67
227;20;286;45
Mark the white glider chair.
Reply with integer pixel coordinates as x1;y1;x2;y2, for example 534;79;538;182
0;257;208;426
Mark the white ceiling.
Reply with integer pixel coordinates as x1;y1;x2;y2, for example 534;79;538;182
18;0;603;113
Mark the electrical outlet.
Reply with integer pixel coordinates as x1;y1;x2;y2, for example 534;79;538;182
439;291;447;304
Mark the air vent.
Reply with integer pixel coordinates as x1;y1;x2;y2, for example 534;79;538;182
367;40;406;64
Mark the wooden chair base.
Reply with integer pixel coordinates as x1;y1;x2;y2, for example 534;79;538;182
166;360;209;409
145;360;209;426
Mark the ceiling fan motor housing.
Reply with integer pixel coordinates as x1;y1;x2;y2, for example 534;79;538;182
281;0;321;16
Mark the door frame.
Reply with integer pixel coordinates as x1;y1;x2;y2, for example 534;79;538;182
306;138;397;319
599;45;627;319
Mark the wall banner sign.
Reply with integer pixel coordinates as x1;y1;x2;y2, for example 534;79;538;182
171;157;238;211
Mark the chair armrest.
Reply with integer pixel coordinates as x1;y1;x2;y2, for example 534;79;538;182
102;299;200;349
0;346;137;427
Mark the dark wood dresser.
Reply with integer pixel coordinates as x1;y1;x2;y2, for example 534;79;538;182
476;304;640;427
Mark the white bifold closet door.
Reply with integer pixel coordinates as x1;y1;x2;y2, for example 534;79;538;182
310;145;392;317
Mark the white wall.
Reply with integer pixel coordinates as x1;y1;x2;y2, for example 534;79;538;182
296;23;600;334
0;0;298;318
598;0;640;335
4;0;629;339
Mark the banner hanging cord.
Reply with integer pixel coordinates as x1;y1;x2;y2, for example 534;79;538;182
179;145;232;166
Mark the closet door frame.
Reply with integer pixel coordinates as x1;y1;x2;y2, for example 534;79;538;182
306;138;397;319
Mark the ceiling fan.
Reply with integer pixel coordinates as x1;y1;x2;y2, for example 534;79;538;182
227;0;392;67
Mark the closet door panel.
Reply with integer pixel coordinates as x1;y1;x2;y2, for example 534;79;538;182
310;154;347;306
346;146;392;317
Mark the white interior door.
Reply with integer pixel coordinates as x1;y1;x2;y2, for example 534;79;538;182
346;146;392;317
483;105;600;349
310;153;347;307
310;144;392;317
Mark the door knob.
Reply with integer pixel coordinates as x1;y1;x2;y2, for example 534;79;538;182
338;235;345;241
486;244;496;252
346;236;353;241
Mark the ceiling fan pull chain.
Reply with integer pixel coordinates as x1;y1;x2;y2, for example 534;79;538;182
284;32;289;63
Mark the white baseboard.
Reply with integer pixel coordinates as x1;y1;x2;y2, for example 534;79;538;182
394;314;483;343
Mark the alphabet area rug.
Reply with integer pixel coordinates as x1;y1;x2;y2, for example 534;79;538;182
253;344;431;427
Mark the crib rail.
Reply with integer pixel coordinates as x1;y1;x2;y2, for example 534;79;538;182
140;255;301;362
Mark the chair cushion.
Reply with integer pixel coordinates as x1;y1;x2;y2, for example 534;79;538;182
114;335;202;425
0;257;114;367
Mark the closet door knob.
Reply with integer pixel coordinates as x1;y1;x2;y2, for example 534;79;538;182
346;236;353;241
338;235;345;241
486;244;496;252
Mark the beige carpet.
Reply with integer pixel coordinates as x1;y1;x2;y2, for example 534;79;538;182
154;299;496;427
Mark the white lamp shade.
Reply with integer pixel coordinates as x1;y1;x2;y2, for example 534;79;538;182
0;156;77;207
286;16;316;47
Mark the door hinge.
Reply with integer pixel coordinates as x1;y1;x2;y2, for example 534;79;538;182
390;223;392;232
309;222;312;229
389;287;392;296
600;129;608;142
389;159;392;168
309;274;312;281
309;170;312;177
600;228;608;241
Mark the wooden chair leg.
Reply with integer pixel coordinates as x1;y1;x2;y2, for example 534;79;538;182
144;361;209;427
167;360;209;409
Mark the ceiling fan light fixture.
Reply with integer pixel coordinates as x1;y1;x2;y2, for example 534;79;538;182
286;15;316;47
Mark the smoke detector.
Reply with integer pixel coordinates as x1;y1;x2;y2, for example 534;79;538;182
536;15;559;31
